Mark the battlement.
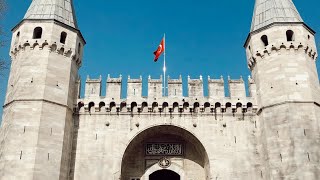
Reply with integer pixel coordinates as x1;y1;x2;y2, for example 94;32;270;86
80;75;256;99
168;76;183;97
78;75;257;113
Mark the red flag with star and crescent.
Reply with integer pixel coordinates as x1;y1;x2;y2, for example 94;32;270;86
153;38;165;62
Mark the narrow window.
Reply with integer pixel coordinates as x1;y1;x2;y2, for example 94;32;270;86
60;32;67;44
78;43;81;54
175;89;177;96
15;32;20;45
286;30;294;41
261;35;269;46
33;27;43;39
133;89;136;95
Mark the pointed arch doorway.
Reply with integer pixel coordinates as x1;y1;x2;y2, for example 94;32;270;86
149;169;180;180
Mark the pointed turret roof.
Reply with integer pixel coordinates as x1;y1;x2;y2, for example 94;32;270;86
24;0;78;29
251;0;303;32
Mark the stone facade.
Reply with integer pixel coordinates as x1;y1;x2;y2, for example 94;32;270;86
0;0;319;180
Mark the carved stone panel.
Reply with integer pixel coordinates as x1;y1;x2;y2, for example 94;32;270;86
145;143;184;156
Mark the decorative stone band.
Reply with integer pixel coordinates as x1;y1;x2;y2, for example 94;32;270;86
76;99;257;114
10;39;81;67
247;42;318;70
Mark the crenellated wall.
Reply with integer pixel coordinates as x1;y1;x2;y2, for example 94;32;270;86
73;74;261;179
81;75;256;99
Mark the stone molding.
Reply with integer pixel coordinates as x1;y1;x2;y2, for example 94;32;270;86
10;40;81;67
247;42;318;70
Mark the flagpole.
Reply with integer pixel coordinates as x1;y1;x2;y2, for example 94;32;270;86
163;33;166;96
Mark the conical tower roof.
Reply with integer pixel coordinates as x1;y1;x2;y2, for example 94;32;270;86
251;0;303;32
24;0;78;29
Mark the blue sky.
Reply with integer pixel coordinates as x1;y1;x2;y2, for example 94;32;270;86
0;0;320;118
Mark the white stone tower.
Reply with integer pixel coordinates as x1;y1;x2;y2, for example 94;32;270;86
245;0;319;179
0;0;85;179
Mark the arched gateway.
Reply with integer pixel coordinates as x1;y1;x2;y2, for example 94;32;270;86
150;169;180;180
121;125;210;180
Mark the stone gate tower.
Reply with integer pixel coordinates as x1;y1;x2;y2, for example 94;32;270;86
244;0;319;179
0;0;85;179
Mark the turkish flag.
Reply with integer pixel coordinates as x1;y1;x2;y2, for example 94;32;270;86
153;38;165;62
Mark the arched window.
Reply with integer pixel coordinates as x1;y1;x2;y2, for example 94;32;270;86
131;102;137;112
236;103;242;108
88;102;95;112
78;102;84;111
173;102;179;112
261;35;269;46
110;102;116;112
183;102;189;111
141;102;148;112
98;102;105;111
226;102;232;108
15;32;20;45
152;102;158;112
120;102;127;112
286;30;294;41
33;27;43;39
60;32;67;44
162;102;169;112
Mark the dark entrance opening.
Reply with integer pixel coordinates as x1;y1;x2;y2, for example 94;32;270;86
149;169;180;180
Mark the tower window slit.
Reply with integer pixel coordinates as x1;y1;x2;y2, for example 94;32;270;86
15;32;20;45
78;43;81;54
20;151;22;160
134;89;136;95
261;35;269;46
286;30;294;41
33;27;43;39
60;32;67;44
